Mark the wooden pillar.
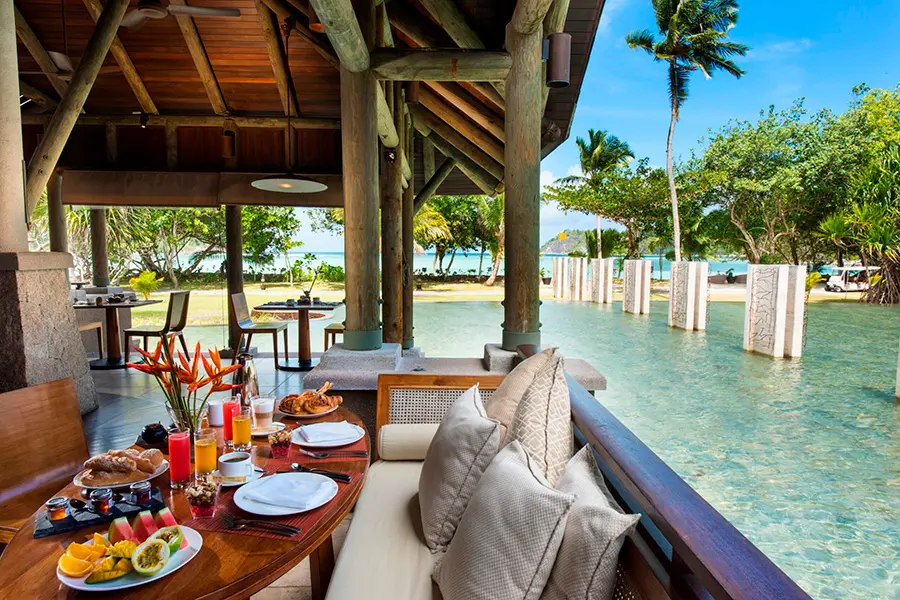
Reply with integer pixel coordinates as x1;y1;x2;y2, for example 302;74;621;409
341;0;381;351
422;136;436;180
226;205;244;352
47;170;67;253
502;24;542;351
381;82;404;344
90;208;110;287
0;0;28;253
402;124;415;349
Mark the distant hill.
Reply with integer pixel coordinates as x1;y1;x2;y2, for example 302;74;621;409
540;229;588;254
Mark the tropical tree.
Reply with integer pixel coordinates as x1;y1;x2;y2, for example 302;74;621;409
480;195;505;286
412;205;451;254
626;0;748;262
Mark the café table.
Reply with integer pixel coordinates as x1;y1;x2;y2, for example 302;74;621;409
253;301;340;372
0;407;369;600
73;300;161;370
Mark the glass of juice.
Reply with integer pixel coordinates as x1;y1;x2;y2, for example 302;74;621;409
194;428;217;479
232;407;253;451
168;429;191;489
222;397;240;449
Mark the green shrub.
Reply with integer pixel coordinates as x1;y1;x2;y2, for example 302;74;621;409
129;271;163;299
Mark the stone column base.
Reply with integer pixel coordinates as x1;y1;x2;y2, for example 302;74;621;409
0;252;97;413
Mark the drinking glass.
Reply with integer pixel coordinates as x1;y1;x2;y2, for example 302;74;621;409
232;407;253;451
194;428;217;479
222;397;240;449
168;430;191;489
250;395;276;430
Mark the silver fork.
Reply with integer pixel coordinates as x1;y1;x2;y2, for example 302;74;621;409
220;512;301;536
296;448;368;459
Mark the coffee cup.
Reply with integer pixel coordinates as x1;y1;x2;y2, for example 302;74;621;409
218;451;252;480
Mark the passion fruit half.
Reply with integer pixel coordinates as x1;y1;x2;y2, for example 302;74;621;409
148;525;184;555
131;538;170;576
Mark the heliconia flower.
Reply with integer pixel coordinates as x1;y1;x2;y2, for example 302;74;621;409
178;351;191;374
192;342;201;379
201;353;215;379
211;381;240;393
189;377;211;392
152;339;163;363
215;364;242;378
210;347;222;369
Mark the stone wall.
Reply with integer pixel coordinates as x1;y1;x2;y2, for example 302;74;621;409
623;259;651;314
743;264;806;359
669;261;709;330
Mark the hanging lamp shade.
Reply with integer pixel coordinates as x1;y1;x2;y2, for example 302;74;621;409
251;174;328;193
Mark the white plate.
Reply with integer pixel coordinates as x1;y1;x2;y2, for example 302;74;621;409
251;422;286;437
276;404;339;419
212;467;263;488
74;460;170;490
57;526;203;592
290;423;365;448
233;473;338;516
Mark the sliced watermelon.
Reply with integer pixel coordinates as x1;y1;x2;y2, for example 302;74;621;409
154;507;188;549
131;510;158;542
108;517;137;544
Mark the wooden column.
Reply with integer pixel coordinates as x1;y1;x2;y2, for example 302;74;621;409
402;122;415;349
341;0;381;351
422;136;436;180
502;24;542;351
226;205;244;352
24;0;130;216
381;82;404;344
0;0;28;253
47;170;67;253
90;208;110;287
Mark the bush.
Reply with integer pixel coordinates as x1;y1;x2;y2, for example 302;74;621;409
129;271;163;299
318;264;345;282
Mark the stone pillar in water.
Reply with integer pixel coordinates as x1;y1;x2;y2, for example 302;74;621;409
743;264;806;358
566;257;589;301
590;258;614;304
669;262;710;330
552;257;563;299
623;259;652;314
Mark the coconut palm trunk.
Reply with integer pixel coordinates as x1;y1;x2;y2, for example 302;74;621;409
596;214;603;260
666;66;682;263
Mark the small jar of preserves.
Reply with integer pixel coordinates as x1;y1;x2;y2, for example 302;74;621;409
45;497;70;521
89;488;114;514
130;481;152;505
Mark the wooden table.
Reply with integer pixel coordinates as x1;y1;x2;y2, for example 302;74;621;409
0;407;369;600
253;302;340;372
73;300;161;370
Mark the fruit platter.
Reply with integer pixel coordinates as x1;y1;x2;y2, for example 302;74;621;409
56;508;202;592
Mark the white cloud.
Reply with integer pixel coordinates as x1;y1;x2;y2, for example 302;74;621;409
597;0;632;35
566;165;583;177
746;39;813;62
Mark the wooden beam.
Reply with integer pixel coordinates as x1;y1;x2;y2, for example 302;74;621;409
466;82;505;114
401;114;415;349
82;0;157;114
376;84;399;148
18;80;56;112
255;0;299;117
376;1;393;47
414;158;456;213
381;82;403;344
169;0;228;115
411;103;503;180
13;6;68;98
419;86;504;165
422;135;436;180
427;82;504;141
418;0;484;49
413;111;499;195
308;0;370;72
21;113;340;129
24;0;130;216
261;0;341;69
370;48;510;81
513;0;555;35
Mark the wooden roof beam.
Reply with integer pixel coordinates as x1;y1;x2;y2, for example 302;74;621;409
169;0;228;115
18;80;57;112
427;82;504;141
410;103;502;183
261;0;340;69
418;86;504;165
254;0;299;117
414;157;456;213
21;113;340;129
371;48;510;81
513;0;555;35
13;5;68;98
81;0;157;114
308;0;370;72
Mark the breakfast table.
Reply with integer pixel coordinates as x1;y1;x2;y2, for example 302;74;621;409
73;300;161;370
0;407;369;600
253;301;340;371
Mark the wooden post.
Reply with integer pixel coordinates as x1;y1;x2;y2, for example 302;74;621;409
502;24;542;351
341;0;381;351
422;136;436;180
380;82;404;344
47;170;67;253
24;0;130;216
90;208;110;287
402;121;415;349
308;0;370;72
414;158;456;213
0;1;28;253
225;205;244;352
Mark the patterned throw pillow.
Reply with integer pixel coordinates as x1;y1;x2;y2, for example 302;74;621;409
433;441;575;600
541;446;641;600
418;385;501;552
506;352;572;485
485;347;557;434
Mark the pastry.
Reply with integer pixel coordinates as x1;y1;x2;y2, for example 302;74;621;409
279;382;341;415
80;468;146;486
135;449;164;473
108;448;140;460
84;455;137;473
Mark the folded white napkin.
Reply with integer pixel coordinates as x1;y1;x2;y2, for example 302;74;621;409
297;421;359;443
243;475;333;510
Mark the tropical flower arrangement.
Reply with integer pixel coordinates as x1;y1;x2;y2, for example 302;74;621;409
127;335;241;434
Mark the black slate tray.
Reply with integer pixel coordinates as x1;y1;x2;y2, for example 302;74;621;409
33;488;165;539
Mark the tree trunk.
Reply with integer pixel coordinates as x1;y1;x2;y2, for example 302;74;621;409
666;66;682;263
485;252;502;286
478;243;485;276
445;248;457;274
596;214;603;260
837;247;844;267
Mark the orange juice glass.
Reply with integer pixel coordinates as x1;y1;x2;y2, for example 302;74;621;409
194;428;217;478
232;408;252;451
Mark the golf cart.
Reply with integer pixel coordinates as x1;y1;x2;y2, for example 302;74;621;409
824;266;880;292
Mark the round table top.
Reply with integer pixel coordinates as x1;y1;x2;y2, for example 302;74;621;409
0;407;369;599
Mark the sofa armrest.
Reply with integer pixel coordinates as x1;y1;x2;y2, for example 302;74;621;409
377;424;439;461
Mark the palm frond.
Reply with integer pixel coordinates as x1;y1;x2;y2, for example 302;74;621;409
625;29;656;54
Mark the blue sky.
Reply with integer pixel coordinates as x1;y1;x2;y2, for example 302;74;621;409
298;0;900;253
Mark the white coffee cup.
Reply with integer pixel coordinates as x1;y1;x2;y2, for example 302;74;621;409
207;399;224;427
218;451;252;479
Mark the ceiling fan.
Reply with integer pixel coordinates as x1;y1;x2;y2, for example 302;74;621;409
120;1;241;29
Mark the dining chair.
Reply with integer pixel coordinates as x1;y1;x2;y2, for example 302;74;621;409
0;378;88;546
324;322;344;350
230;292;289;369
78;321;103;358
123;290;190;362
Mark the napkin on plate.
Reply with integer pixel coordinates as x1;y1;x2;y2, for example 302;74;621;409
243;475;333;510
297;421;359;443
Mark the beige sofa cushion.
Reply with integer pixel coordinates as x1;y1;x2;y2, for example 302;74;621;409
418;385;500;552
433;441;574;600
324;460;441;600
485;347;556;432
506;352;572;485
542;446;641;600
378;424;439;461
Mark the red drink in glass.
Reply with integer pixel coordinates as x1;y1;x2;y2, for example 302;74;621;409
222;399;240;446
168;430;191;489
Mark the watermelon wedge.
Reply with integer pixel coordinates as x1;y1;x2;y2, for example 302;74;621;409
108;517;137;544
154;507;188;549
131;510;158;542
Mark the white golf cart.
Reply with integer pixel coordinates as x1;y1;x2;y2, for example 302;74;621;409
824;266;880;292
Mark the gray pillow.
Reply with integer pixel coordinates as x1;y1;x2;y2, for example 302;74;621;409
541;445;641;600
434;441;575;600
418;385;500;552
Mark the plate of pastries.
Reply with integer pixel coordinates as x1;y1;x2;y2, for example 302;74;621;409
74;448;168;489
278;382;343;418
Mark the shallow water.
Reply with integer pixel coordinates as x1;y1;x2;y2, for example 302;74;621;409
412;300;900;600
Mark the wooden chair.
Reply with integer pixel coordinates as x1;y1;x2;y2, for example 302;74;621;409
0;378;89;545
230;293;289;369
78;321;103;359
124;291;190;361
324;322;344;350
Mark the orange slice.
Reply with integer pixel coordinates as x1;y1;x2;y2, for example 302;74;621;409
65;542;95;562
88;545;108;561
58;554;94;578
92;533;111;548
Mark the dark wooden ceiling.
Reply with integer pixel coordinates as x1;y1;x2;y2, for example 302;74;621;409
16;0;606;197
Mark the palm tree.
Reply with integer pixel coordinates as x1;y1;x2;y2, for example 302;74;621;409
413;205;451;257
626;0;748;262
479;195;505;286
817;214;852;266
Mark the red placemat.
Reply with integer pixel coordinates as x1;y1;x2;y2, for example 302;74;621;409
268;421;369;464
